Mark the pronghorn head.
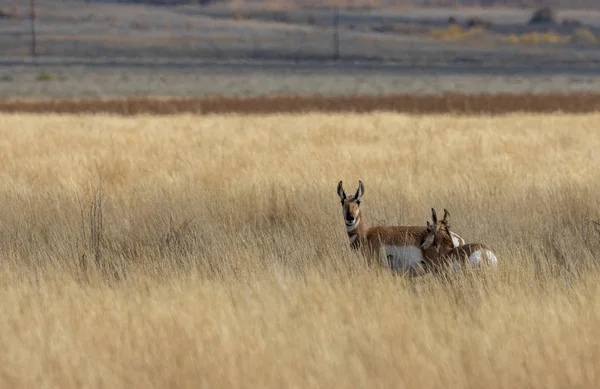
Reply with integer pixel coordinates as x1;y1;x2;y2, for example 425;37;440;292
421;208;455;255
337;180;364;228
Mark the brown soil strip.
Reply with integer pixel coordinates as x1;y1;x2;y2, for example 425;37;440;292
1;93;599;115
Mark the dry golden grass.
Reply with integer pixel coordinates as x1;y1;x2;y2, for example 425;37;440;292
1;112;600;388
430;25;486;41
506;31;566;45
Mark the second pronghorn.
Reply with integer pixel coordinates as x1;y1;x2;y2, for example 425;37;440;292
420;208;498;274
337;180;465;276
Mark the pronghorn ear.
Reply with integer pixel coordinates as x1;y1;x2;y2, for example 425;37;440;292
354;180;365;201
431;208;438;225
337;181;346;201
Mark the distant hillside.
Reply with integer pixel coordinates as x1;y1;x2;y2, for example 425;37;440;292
89;0;600;10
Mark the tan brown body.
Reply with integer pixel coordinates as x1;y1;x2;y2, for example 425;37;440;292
426;243;497;274
359;226;434;274
446;243;494;261
420;210;498;275
337;181;465;276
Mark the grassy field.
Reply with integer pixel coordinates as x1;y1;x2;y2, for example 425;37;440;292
1;111;600;387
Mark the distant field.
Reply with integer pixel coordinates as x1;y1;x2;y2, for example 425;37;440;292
1;1;600;98
1;111;600;388
3;61;600;99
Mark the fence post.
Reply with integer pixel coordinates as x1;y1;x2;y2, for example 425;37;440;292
332;6;340;61
30;0;37;60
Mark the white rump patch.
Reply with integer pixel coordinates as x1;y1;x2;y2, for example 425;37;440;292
383;245;424;274
469;249;498;267
450;232;464;248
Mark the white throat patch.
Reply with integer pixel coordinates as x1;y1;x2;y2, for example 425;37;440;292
345;219;359;232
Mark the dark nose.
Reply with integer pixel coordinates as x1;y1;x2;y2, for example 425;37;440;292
346;214;355;222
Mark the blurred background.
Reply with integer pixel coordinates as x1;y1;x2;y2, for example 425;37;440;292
1;0;600;99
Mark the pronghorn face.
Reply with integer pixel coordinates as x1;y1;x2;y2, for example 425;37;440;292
337;180;364;227
421;208;456;255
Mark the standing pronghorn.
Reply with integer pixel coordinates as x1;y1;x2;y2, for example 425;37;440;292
337;180;465;276
420;208;498;274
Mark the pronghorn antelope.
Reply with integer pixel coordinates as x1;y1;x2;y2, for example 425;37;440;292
420;208;498;274
337;180;466;276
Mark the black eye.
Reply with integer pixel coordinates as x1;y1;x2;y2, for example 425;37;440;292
356;200;361;205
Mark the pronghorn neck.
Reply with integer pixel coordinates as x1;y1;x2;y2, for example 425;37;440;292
346;214;368;249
